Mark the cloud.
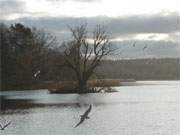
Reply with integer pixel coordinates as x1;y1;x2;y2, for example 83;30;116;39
168;32;180;42
3;13;179;40
4;13;179;29
46;0;100;3
108;13;180;37
0;0;25;15
1;13;180;59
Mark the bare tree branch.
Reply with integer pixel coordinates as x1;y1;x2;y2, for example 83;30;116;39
62;24;115;93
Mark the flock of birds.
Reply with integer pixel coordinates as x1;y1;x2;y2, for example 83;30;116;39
0;42;149;131
0;43;149;131
133;42;148;51
118;42;148;58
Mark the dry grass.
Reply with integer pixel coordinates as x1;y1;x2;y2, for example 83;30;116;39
43;79;123;93
87;79;121;87
42;81;78;91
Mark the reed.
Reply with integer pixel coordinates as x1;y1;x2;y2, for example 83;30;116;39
45;79;123;93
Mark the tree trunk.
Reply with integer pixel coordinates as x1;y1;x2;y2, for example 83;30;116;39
78;80;87;93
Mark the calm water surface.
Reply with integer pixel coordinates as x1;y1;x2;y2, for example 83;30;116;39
0;81;180;135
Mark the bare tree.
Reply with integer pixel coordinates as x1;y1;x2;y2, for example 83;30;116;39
62;24;115;93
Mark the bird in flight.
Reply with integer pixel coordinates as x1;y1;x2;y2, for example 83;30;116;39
132;42;136;47
34;70;40;78
74;104;92;128
143;45;148;51
0;120;11;130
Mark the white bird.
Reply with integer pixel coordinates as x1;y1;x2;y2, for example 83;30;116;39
34;70;40;78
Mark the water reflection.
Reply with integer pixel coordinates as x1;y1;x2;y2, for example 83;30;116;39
0;94;121;114
0;81;180;135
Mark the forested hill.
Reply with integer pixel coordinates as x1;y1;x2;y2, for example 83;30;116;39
97;58;180;80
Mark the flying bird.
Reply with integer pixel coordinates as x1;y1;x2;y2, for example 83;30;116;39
74;104;92;128
0;121;11;130
34;70;40;78
132;42;136;47
143;45;148;51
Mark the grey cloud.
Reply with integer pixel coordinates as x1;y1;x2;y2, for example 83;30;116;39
4;13;179;39
1;15;180;59
0;0;25;15
108;14;180;37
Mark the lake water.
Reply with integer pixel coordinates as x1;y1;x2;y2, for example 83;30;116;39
0;81;180;135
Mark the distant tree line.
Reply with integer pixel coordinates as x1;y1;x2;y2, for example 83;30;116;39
97;59;180;80
0;23;179;91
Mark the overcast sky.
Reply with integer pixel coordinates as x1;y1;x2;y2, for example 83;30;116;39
0;0;180;59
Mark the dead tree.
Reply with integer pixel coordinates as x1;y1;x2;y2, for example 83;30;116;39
62;24;115;93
